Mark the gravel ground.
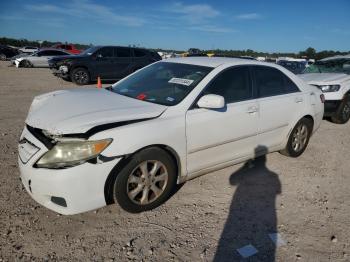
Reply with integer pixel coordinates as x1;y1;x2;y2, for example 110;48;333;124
0;61;349;261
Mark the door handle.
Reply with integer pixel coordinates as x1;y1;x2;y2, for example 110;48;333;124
246;106;258;114
295;97;303;103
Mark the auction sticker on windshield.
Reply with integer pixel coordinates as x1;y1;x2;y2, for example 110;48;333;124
168;77;194;86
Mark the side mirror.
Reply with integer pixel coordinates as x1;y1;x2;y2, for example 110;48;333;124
197;94;225;109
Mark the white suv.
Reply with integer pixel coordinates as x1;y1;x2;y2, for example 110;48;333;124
18;57;324;215
299;55;350;123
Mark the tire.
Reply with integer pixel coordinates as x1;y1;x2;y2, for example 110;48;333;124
21;60;33;68
280;118;313;157
70;67;90;85
330;97;350;124
113;147;177;213
0;54;6;61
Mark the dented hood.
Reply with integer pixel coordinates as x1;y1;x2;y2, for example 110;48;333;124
299;73;350;85
26;88;167;135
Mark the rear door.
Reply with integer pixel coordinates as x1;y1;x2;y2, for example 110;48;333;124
253;65;304;149
132;49;149;70
186;66;259;174
92;47;115;79
111;47;133;79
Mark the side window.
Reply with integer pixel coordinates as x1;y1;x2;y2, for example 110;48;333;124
37;51;50;56
284;76;300;93
116;47;131;57
254;66;299;97
96;47;114;58
53;51;68;56
204;66;252;104
134;49;146;57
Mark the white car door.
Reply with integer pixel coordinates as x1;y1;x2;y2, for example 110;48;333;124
186;66;258;174
253;65;305;150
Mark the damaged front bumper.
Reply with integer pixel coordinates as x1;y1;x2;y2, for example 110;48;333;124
18;125;121;215
50;65;70;79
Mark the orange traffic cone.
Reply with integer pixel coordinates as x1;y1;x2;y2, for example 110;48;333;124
97;76;102;89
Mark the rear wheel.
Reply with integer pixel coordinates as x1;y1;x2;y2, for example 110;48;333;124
280;118;313;157
71;67;90;85
0;54;6;61
331;97;350;124
113;147;177;213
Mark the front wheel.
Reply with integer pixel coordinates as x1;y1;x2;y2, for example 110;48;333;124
113;148;177;213
280;118;313;157
331;98;350;124
71;67;90;85
21;60;33;68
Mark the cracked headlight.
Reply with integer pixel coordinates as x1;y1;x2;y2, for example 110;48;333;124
36;139;112;168
319;85;340;92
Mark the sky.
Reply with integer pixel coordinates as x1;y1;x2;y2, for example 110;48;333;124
0;0;349;52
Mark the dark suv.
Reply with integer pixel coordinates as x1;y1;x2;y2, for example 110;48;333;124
49;46;161;85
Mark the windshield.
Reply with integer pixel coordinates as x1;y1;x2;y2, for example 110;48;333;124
81;46;99;55
111;62;213;106
303;59;350;74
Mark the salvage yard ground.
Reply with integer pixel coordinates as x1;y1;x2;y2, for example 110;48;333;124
0;61;349;261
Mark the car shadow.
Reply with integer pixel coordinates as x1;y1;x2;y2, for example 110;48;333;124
213;145;281;262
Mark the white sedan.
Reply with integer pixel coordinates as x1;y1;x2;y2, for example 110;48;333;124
18;57;324;214
15;49;71;68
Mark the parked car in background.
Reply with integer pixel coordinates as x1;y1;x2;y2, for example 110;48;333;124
299;55;350;123
15;49;71;68
51;43;82;54
277;60;307;74
48;46;162;85
19;46;39;54
18;57;324;215
0;45;20;60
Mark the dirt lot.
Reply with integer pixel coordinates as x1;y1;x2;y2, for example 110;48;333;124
0;61;349;261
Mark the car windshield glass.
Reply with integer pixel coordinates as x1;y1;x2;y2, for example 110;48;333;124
111;62;213;106
81;46;99;55
303;59;350;74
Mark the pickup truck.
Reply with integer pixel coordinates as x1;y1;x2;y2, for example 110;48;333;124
299;55;350;124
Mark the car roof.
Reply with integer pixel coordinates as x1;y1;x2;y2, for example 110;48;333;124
38;48;70;52
321;54;350;61
162;57;268;68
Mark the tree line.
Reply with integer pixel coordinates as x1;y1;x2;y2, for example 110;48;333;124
0;37;90;50
1;37;348;61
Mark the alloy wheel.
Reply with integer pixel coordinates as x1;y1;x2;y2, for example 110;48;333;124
342;101;350;121
73;71;88;84
127;160;168;205
292;123;308;152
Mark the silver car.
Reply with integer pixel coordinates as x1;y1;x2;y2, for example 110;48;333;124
15;49;71;68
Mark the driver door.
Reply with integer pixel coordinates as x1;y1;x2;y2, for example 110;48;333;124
186;66;259;174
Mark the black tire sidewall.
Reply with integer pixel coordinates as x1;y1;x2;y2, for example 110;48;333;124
113;148;177;213
22;60;32;68
286;118;313;157
333;97;350;124
71;68;90;85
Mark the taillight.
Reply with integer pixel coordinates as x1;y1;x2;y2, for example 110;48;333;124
320;94;325;103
